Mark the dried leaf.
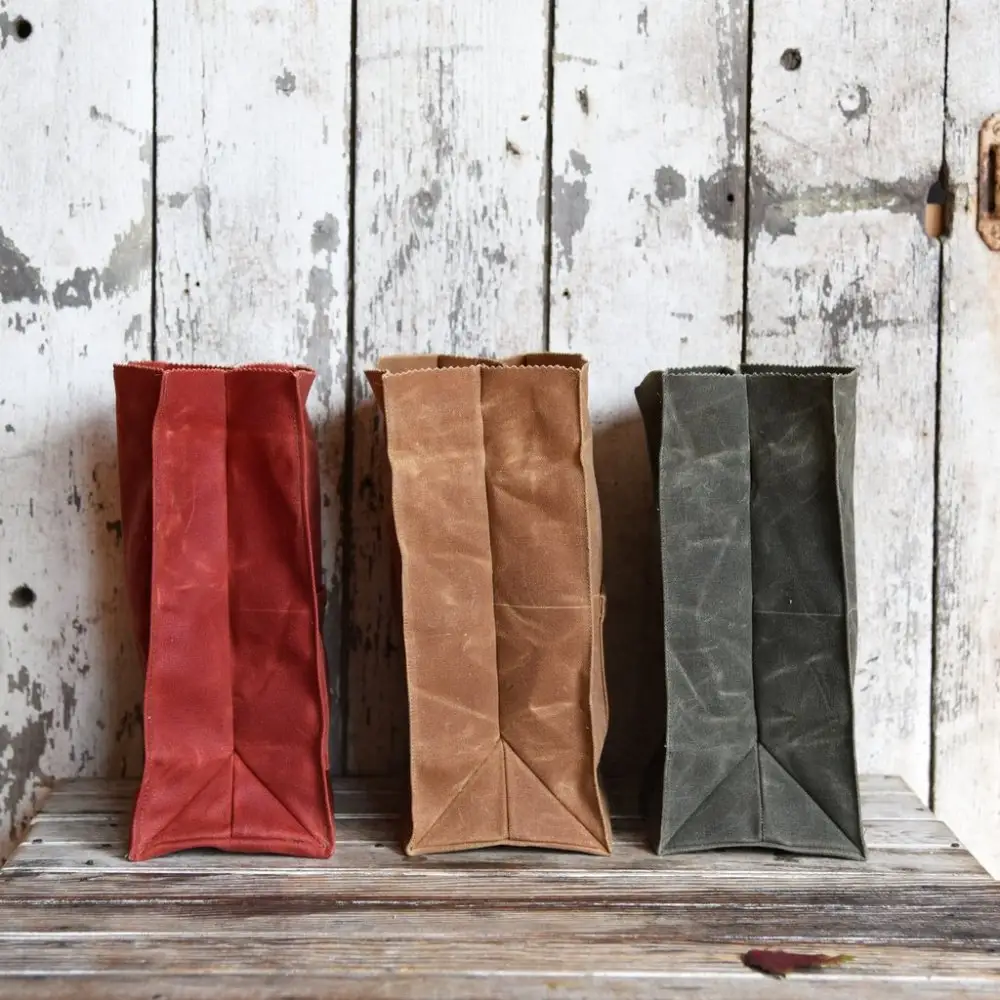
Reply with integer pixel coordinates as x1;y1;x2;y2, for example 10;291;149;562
741;948;853;978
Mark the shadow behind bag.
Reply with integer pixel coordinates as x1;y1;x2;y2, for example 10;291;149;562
368;354;612;856
114;362;334;861
635;365;865;860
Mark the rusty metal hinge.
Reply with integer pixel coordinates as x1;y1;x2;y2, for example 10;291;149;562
979;114;1000;251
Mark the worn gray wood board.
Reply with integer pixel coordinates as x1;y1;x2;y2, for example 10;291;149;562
547;0;748;800
0;0;152;864
934;0;1000;880
745;0;946;805
346;0;550;772
0;776;997;999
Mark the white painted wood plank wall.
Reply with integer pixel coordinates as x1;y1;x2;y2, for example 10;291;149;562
154;0;353;764
1;0;997;875
548;0;747;792
935;0;1000;879
745;0;947;803
1;0;152;860
347;0;551;772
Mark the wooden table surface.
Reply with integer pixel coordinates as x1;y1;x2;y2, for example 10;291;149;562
0;776;997;998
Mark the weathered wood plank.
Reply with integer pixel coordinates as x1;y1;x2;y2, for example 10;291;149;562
5;894;999;945
1;936;999;980
17;813;967;855
20;814;965;853
3;976;999;1000
934;0;1000;880
547;0;748;799
0;0;152;864
154;0;353;765
5;844;986;886
33;774;932;822
347;0;551;772
744;0;948;799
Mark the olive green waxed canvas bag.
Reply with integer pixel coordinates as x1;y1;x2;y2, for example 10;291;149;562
635;366;866;860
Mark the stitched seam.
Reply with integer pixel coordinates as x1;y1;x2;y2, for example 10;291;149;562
236;752;326;845
502;740;603;846
381;382;421;840
132;371;167;844
479;368;507;841
292;373;333;832
758;742;860;848
409;742;502;849
576;366;608;849
745;377;765;844
832;377;864;851
225;372;236;843
662;746;757;846
136;758;231;849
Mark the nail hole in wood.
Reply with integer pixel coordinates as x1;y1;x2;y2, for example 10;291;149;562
726;193;736;203
9;584;36;609
13;16;33;40
780;48;802;71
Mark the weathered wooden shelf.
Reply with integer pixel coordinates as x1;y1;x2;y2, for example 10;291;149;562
0;775;997;998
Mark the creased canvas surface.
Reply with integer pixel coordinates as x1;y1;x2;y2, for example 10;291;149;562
635;366;865;860
368;355;611;856
114;363;334;861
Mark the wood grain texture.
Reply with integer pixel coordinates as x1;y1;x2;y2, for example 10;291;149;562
347;0;550;772
547;0;748;801
744;0;947;800
0;0;152;863
3;978;1000;1000
154;0;353;764
934;0;1000;879
0;778;997;998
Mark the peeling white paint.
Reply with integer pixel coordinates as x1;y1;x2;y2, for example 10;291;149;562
0;1;152;863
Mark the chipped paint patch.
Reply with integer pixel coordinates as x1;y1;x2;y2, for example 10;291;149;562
194;185;212;245
89;105;141;137
124;313;145;351
0;712;53;847
551;152;592;271
697;164;743;239
749;174;929;241
409;181;443;229
0;227;46;305
275;69;297;96
53;267;100;309
654;166;686;205
311;214;341;256
637;6;649;35
60;681;77;731
300;210;340;407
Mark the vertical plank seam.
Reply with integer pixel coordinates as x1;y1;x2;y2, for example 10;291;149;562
339;0;361;775
541;0;556;353
150;0;159;361
739;0;755;365
928;0;954;814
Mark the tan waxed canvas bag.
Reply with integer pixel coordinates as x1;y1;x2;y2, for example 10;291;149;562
367;354;612;856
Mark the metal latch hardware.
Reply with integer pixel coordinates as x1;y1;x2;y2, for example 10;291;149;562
979;115;1000;251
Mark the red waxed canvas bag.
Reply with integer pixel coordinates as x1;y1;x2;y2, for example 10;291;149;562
114;362;334;860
